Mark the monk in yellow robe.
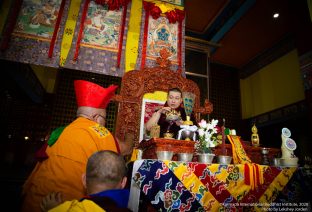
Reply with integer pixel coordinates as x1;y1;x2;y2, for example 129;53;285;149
40;151;131;212
21;80;120;212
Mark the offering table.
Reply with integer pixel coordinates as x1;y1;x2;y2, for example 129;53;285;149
138;138;281;164
128;160;306;212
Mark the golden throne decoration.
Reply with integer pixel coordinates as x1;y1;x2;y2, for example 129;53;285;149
112;48;213;147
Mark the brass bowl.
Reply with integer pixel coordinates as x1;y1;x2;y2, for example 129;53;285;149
164;132;174;139
165;110;181;121
166;114;180;121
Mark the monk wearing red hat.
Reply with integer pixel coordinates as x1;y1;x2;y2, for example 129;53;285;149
21;80;121;212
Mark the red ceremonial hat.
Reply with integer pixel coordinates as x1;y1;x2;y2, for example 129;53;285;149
74;80;118;109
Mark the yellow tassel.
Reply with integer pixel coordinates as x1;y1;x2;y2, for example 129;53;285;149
259;165;264;185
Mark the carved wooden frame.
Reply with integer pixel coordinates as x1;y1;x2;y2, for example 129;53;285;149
112;49;213;146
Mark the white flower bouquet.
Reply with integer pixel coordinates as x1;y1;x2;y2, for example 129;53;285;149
195;119;221;154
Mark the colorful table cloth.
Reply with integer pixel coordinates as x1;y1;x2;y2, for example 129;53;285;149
129;160;298;211
274;167;312;207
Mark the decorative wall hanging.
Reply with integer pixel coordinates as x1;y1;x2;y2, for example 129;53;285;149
0;0;130;77
1;0;185;77
72;0;129;67
125;0;142;72
60;0;130;77
140;1;184;71
79;5;123;50
12;0;65;56
60;0;130;68
13;0;60;38
73;1;128;69
73;0;91;61
60;0;83;66
0;0;67;67
146;16;178;63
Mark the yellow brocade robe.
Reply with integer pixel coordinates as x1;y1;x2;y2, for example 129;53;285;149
49;199;105;212
21;117;118;212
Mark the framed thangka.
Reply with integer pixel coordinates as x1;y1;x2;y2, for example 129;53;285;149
0;0;64;66
81;1;122;51
13;0;61;41
147;16;178;64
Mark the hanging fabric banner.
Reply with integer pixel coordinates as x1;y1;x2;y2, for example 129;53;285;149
48;0;66;58
73;0;129;66
73;0;91;61
140;1;184;70
60;0;128;76
60;0;82;66
0;0;67;67
125;0;142;72
140;2;155;69
117;4;128;68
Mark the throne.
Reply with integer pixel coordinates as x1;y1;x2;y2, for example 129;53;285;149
112;49;213;156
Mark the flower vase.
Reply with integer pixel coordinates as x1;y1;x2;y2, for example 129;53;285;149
198;153;215;164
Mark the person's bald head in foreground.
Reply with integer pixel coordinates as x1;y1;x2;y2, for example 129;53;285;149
83;150;127;194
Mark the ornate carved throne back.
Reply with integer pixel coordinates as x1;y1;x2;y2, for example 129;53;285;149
113;49;213;146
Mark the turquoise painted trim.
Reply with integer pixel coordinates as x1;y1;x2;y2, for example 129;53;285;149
211;0;256;52
205;0;239;39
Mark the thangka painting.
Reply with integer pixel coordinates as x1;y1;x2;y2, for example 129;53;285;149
147;16;178;63
160;0;184;7
13;0;62;40
81;1;122;51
